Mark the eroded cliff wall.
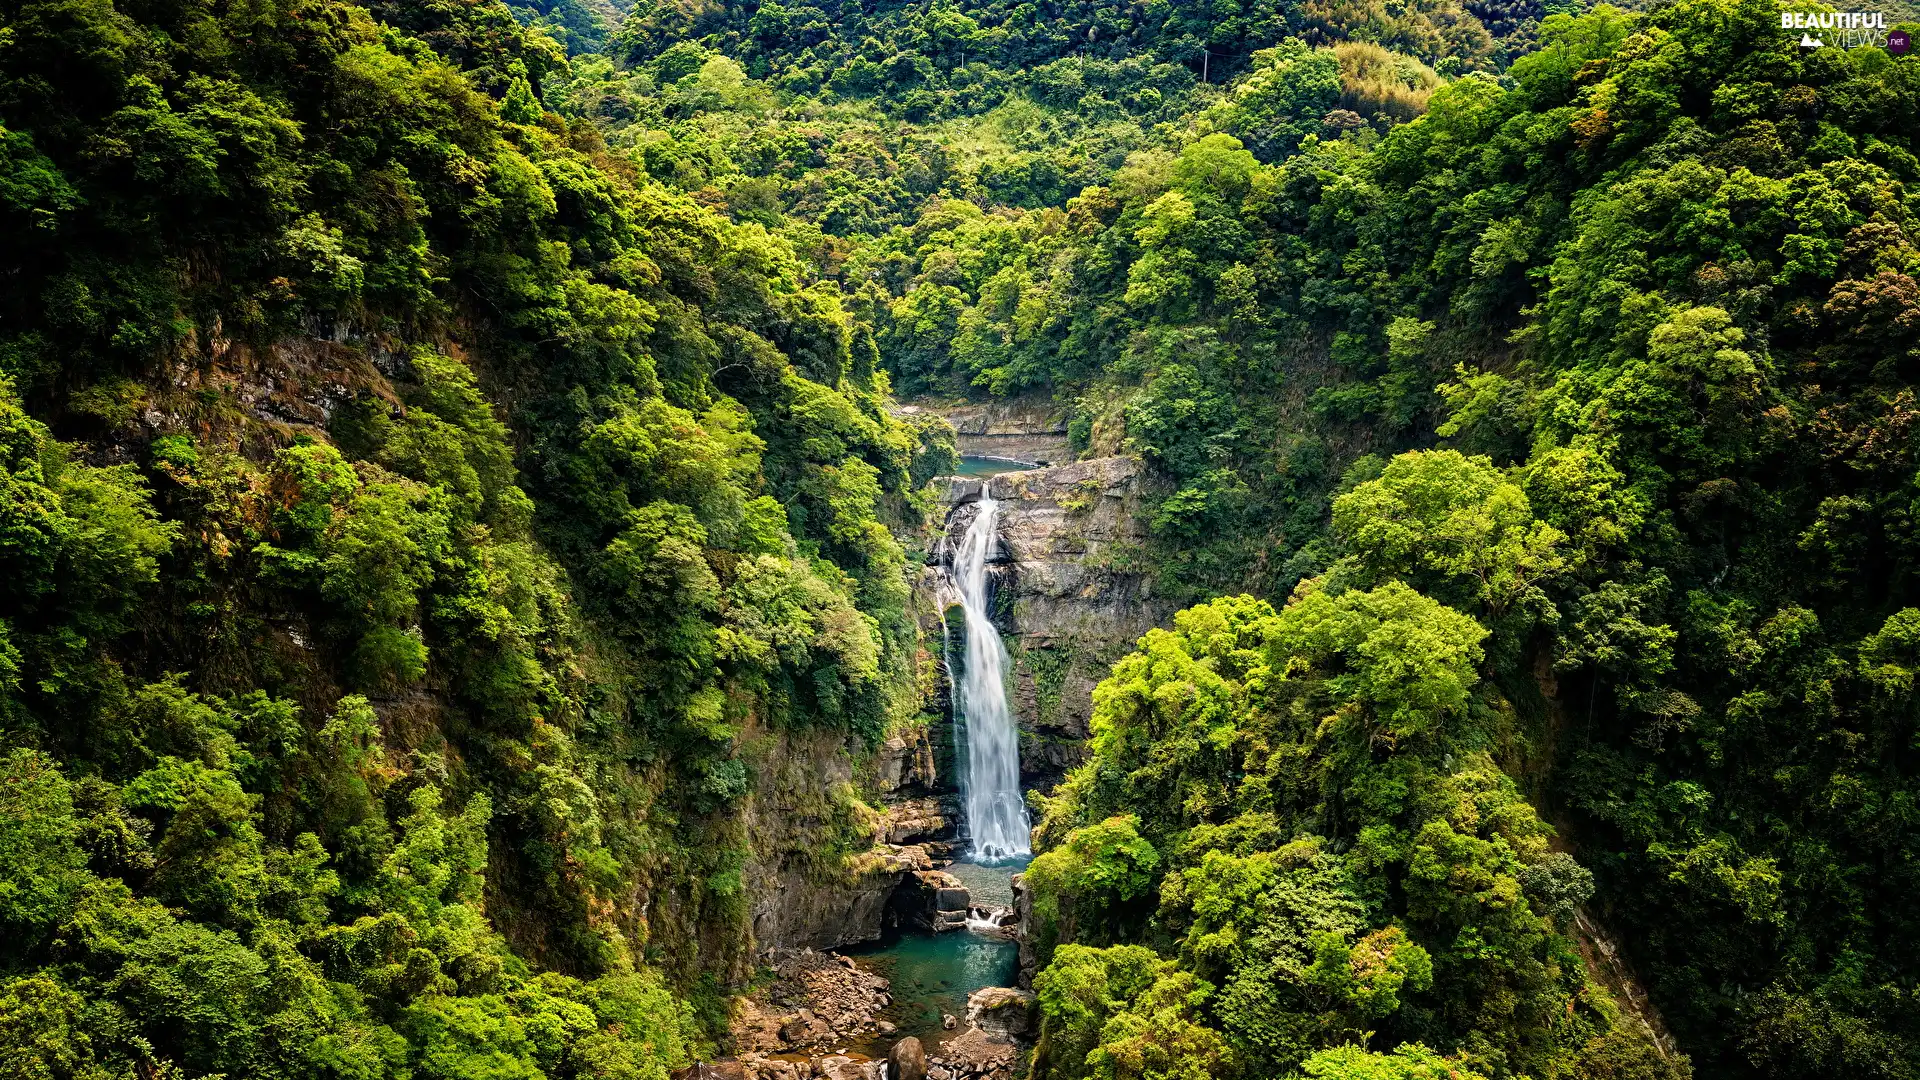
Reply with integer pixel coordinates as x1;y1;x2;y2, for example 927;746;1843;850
928;455;1175;792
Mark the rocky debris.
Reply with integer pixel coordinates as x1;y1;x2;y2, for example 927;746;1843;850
673;1064;748;1080
889;1037;929;1080
965;987;1037;1041
711;1054;884;1080
731;950;894;1056
704;1020;1030;1080
927;1026;1017;1080
814;1056;883;1080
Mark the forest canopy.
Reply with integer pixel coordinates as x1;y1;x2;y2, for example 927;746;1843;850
4;0;1920;1077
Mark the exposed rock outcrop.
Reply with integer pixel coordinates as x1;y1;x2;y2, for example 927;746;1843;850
965;987;1037;1041
739;705;960;954
927;1026;1018;1080
1011;873;1038;986
874;726;939;795
933;455;1175;791
879;797;950;845
900;398;1071;465
741;727;919;952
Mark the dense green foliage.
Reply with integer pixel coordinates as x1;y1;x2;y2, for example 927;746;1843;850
615;0;1541;114
1024;491;1669;1078
0;0;944;1072
961;1;1920;1077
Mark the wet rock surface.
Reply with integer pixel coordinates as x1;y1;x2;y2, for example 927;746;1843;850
934;455;1175;794
899;870;972;933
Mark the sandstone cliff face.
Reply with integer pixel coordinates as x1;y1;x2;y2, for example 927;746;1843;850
933;456;1175;791
738;717;963;953
900;398;1071;465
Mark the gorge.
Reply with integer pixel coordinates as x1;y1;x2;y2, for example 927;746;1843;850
4;1;1919;1079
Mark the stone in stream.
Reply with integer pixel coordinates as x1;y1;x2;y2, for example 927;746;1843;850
888;1036;929;1080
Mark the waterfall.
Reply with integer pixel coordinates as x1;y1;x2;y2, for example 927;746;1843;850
948;491;1032;862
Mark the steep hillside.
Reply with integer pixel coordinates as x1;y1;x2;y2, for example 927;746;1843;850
870;2;1920;1077
0;0;958;1073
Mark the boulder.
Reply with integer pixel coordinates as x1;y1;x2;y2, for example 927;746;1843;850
888;1036;929;1080
813;1057;882;1080
894;871;971;933
966;987;1037;1041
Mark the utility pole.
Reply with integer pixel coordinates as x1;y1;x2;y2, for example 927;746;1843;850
1201;48;1209;83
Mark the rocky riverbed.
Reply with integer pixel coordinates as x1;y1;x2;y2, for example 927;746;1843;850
676;943;1032;1080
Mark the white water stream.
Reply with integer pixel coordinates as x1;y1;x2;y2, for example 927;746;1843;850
948;492;1032;862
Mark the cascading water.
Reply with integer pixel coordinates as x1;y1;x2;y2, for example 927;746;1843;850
948;491;1032;862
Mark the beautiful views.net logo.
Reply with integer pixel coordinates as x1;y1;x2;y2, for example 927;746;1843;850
1781;9;1909;50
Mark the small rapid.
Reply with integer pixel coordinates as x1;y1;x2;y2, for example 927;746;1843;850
948;490;1032;862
